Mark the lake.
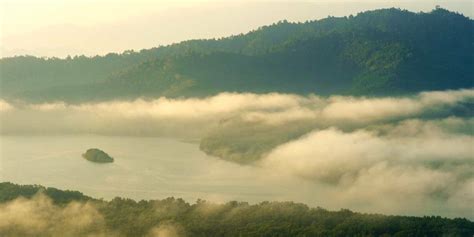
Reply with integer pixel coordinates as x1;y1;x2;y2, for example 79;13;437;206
0;135;317;204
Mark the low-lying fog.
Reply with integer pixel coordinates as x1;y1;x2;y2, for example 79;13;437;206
1;89;473;219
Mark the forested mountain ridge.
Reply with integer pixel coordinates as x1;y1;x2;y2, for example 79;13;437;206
1;8;472;102
1;182;473;236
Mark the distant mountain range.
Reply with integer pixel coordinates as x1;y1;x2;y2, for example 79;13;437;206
1;8;472;102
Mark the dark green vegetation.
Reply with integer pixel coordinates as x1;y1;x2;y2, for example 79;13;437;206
82;148;114;163
1;182;473;237
200;120;316;164
0;182;90;205
1;8;472;102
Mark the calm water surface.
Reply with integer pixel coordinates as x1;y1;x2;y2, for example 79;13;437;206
0;135;313;203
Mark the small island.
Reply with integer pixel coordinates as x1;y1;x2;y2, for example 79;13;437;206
82;148;114;163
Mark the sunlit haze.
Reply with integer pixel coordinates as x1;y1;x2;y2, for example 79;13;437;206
1;0;472;58
0;1;473;235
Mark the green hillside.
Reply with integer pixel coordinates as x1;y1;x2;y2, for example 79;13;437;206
1;8;472;102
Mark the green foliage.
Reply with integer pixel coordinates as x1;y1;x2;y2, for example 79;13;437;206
1;182;473;236
200;120;315;164
82;148;114;163
0;182;90;205
1;8;472;102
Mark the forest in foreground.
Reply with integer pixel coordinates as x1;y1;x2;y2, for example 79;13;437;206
0;182;473;237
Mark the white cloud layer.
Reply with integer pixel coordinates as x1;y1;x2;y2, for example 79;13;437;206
0;194;106;236
0;89;473;218
261;121;473;218
1;89;472;136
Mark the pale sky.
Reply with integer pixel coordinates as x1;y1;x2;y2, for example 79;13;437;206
0;0;472;58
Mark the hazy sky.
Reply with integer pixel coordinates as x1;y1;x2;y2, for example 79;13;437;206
0;0;472;58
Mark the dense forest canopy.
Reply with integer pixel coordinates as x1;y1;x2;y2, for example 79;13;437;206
0;8;472;102
1;182;473;237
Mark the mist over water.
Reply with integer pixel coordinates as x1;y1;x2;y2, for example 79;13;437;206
0;89;473;219
0;135;324;204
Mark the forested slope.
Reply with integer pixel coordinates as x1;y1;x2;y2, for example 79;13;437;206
1;8;472;102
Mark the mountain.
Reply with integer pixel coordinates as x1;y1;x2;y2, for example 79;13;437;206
0;8;472;102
